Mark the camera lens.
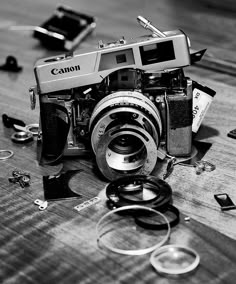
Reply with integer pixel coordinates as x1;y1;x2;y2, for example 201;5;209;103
109;134;143;155
106;133;147;172
89;91;162;180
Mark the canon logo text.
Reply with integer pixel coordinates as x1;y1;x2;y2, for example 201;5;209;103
51;65;80;75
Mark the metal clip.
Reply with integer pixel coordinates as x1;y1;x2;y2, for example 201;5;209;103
9;169;31;188
74;196;101;212
29;87;37;110
163;157;176;179
194;160;216;175
34;199;48;211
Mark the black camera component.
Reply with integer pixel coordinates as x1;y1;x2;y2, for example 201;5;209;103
214;193;236;211
33;5;96;50
227;128;236;139
2;113;26;128
0;56;22;72
106;175;172;210
190;49;207;65
9;169;31;188
135;204;180;230
43;170;83;201
39;102;70;164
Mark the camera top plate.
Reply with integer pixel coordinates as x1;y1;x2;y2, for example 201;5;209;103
34;29;191;94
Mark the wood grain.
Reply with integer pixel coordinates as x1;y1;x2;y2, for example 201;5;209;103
0;0;236;283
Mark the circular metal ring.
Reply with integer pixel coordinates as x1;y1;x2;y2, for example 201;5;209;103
89;91;162;154
106;175;172;209
25;124;39;136
11;131;33;143
91;107;160;155
96;205;171;256
96;124;158;180
135;204;180;229
0;150;14;160
90;90;162;135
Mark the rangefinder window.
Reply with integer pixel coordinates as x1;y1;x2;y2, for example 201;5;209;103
99;49;135;71
140;40;175;65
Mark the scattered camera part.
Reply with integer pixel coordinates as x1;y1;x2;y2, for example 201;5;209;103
227;128;236;139
2;114;25;128
163;157;176;179
214;193;236;211
9;169;31;188
74;196;101;212
33;5;96;51
43;170;83;201
194;160;216;175
0;55;22;72
96;205;171;255
184;216;191;222
179;141;212;166
34;199;48;211
14;123;39;136
11;131;33;143
106;175;172;210
150;245;200;275
0;149;14;160
135;204;180;230
25;124;39;136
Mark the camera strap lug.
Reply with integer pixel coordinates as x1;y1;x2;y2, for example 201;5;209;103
29;86;37;110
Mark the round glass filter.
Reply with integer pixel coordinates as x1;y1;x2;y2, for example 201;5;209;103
96;205;170;255
150;245;200;275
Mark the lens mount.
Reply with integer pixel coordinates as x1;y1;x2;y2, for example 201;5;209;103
95;124;158;180
90;90;162;154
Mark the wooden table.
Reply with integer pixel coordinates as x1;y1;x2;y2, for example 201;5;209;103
1;1;236;283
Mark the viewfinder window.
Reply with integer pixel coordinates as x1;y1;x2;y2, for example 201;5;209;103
140;40;175;65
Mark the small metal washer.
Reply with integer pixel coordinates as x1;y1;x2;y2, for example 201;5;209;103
25;124;39;136
11;131;33;143
0;150;14;160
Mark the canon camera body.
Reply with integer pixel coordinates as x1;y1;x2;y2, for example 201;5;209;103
30;17;209;180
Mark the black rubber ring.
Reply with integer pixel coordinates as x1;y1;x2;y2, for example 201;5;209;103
134;204;180;230
106;175;172;209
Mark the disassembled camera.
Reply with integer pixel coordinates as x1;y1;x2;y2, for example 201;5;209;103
30;16;215;180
